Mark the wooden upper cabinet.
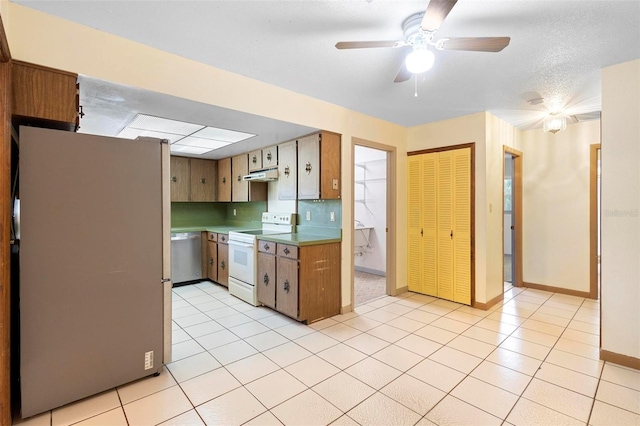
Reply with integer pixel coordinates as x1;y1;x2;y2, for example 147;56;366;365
248;149;262;172
262;145;278;169
12;61;79;130
297;131;341;200
217;157;232;202
232;154;249;202
170;156;190;202
170;156;217;202
190;158;217;202
277;140;297;200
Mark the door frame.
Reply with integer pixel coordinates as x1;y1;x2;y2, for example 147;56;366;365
589;143;601;299
408;143;476;305
503;146;523;287
1;13;12;425
351;138;397;305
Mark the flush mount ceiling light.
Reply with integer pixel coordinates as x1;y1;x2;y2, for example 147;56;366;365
543;112;567;134
117;114;256;155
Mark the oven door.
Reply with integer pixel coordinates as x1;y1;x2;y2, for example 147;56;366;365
228;240;256;285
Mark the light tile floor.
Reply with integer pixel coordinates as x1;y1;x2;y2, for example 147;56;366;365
14;282;640;426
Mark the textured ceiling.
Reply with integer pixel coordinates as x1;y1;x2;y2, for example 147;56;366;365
14;0;640;131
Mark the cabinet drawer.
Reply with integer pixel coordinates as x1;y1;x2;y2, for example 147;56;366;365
218;233;229;244
277;244;298;259
208;232;217;242
258;240;276;254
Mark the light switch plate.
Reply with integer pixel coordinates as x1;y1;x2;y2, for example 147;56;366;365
330;212;335;222
306;211;311;221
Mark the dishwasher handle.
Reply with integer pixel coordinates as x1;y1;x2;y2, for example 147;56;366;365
171;233;201;241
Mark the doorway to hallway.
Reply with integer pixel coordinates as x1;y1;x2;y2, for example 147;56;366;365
504;147;523;288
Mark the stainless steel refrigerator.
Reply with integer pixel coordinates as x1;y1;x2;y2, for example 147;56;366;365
18;126;172;418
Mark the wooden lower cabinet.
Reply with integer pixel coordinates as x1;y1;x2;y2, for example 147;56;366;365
217;240;229;287
257;252;276;309
257;240;340;323
207;240;218;282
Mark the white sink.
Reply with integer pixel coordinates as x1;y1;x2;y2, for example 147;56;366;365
354;226;373;247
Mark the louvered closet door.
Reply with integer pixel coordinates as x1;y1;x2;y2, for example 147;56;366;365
453;148;471;304
407;157;423;293
421;154;438;296
436;151;454;301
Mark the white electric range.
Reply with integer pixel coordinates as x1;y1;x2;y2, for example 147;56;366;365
228;212;295;305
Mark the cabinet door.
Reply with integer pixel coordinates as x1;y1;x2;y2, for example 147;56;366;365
217;157;232;202
217;243;229;287
437;151;454;301
262;145;277;169
232;154;249;202
319;132;341;200
257;253;276;309
276;257;298;319
170;156;190;201
249;149;262;172
207;241;218;281
278;140;297;200
190;159;217;202
452;148;471;305
297;134;320;199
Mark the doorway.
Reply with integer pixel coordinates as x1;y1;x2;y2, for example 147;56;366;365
503;147;523;288
590;144;601;299
352;140;395;307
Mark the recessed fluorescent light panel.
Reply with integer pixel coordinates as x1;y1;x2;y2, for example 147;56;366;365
191;126;255;143
117;114;256;155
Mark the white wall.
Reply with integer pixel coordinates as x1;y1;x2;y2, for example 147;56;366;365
519;120;600;293
354;145;386;275
601;59;640;360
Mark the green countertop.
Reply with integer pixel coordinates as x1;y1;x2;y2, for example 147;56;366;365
170;225;260;234
257;232;341;247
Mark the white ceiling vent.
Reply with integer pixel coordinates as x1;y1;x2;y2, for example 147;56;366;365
570;111;601;123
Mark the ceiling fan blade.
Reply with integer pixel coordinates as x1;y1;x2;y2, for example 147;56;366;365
394;61;411;83
335;41;400;49
439;37;511;52
421;0;458;32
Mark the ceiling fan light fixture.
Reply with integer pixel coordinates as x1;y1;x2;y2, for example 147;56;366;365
405;48;435;74
543;113;567;134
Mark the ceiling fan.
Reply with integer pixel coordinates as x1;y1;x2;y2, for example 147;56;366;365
335;0;510;83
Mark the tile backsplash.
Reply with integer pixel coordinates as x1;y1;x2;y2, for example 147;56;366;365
171;201;265;228
297;199;342;229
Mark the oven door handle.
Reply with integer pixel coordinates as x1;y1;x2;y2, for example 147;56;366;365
228;241;255;249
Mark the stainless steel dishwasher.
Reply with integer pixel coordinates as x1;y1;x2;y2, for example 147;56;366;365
171;232;202;284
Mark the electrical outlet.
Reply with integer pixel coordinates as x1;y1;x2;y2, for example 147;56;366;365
306;211;311;221
233;209;237;216
332;179;339;190
144;351;154;370
330;212;335;222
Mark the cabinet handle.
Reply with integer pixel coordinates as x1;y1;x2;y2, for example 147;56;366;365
221;236;226;242
284;166;290;177
264;243;270;251
221;261;225;269
283;247;290;255
252;155;257;164
450;230;453;239
209;258;214;265
237;175;241;182
420;228;423;237
263;273;269;285
201;177;206;184
78;105;85;118
305;161;312;174
266;151;272;161
171;176;177;183
222;177;226;184
284;279;290;293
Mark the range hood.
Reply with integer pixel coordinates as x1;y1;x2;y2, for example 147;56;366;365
242;168;278;182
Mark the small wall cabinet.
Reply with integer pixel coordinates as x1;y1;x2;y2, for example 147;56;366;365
297;131;341;200
256;240;341;323
12;60;80;130
262;146;278;169
249;149;262;172
232;154;268;202
170;156;217;202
